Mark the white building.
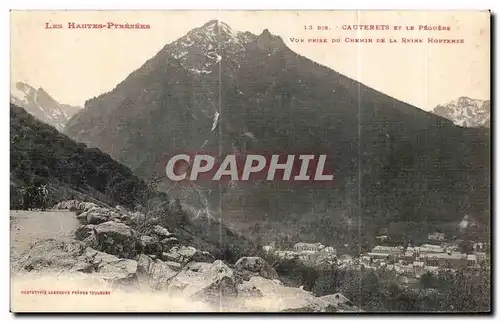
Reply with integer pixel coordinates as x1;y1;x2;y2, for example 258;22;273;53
428;232;445;241
294;242;324;252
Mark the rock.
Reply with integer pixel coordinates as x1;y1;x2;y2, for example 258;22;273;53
53;200;80;211
83;248;138;285
168;260;238;302
234;257;279;281
75;224;96;241
106;210;121;220
115;205;127;214
80;202;98;212
160;237;179;250
318;293;359;312
161;245;196;264
93;221;139;259
152;225;173;238
149;261;177;291
71;261;95;273
164;261;182;271
140;235;162;255
238;276;336;312
99;259;138;285
136;254;154;276
76;211;89;224
82;233;98;249
86;209;110;225
120;214;132;225
53;200;99;212
237;282;264;298
191;250;216;263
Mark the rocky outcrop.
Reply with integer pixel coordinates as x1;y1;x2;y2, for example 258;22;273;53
234;257;279;281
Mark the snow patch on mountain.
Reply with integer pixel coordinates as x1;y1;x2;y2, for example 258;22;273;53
211;111;220;131
166;20;257;75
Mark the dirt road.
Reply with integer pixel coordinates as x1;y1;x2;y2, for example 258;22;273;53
10;210;79;261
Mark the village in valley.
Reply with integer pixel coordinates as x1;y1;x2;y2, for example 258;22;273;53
262;230;489;282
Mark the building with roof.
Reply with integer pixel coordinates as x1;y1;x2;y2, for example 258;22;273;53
371;245;404;255
420;252;467;269
294;242;324;252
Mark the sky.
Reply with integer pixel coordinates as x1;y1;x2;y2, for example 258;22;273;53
10;10;490;110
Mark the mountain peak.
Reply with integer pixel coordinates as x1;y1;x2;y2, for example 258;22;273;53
433;97;490;128
191;19;238;39
10;80;82;131
164;20;257;75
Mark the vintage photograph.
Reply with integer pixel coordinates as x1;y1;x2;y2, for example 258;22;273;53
9;10;491;312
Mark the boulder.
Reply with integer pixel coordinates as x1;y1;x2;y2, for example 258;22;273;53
136;254;154;276
191;250;216;263
83;248;138;285
80;202;98;212
160;237;179;250
237;281;264;298
237;276;335;312
161;245;196;263
234;257;279;281
93;221;139;259
149;261;178;291
53;200;80;211
168;260;238;302
164;261;182;271
75;224;96;241
82;233;98;249
76;211;89;224
152;225;173;238
86;209;110;225
53;200;99;212
140;235;162;255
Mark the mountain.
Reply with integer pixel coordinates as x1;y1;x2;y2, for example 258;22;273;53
10;103;146;209
64;20;490;248
10;82;82;131
432;97;490;128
